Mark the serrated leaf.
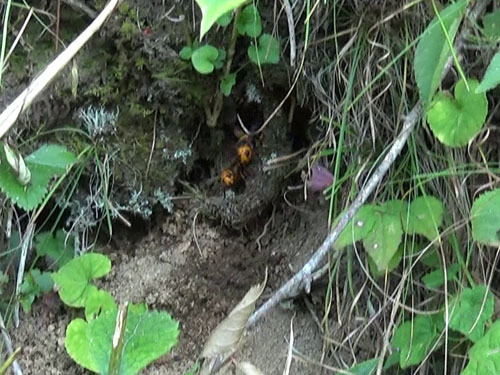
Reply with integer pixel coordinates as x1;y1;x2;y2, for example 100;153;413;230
476;52;500;93
471;189;500;246
191;45;219;74
427;79;487;147
363;203;403;273
414;0;467;107
65;307;179;375
483;9;500;42
422;263;460;289
52;253;111;307
248;34;280;65
237;5;262;37
403;196;444;240
26;144;76;174
392;315;439;369
220;73;236;96
35;230;74;268
179;46;193;60
236;361;265;375
333;205;377;250
449;285;494;342
202;277;266;358
196;0;249;39
461;320;500;375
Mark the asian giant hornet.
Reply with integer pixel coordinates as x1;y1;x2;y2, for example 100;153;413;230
221;134;255;188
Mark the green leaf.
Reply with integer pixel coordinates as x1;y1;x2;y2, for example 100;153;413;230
422;263;460;289
196;0;249;39
248;34;280;65
25;144;76;173
471;189;500;246
19;269;53;312
449;285;494;342
461;320;500;375
179;46;193;60
220;73;236;96
191;45;219;74
392;315;439;368
32;269;54;293
477;52;500;93
84;289;116;321
427;79;487;147
403;196;444;240
363;203;404;273
414;0;467;107
35;230;74;268
237;5;262;37
333;205;377;250
214;48;226;69
65;307;179;375
483;10;500;42
217;11;233;27
337;359;377;375
52;253;111;307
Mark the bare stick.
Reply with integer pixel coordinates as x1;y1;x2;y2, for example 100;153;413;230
0;312;23;375
0;0;120;139
108;301;129;375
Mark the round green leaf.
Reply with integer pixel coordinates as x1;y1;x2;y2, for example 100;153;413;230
237;5;262;37
248;34;280;65
427;79;487;147
403;196;444;240
179;46;193;60
191;45;219;74
471;189;500;246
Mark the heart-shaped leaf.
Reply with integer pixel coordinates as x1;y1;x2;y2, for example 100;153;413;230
476;51;500;93
403;196;444;240
427;79;487;147
196;0;249;39
471;189;500;247
462;320;500;375
363;203;403;273
237;5;262;37
191;45;219;74
248;34;280;65
414;0;467;106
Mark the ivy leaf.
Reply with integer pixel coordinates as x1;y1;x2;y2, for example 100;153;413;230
403;196;444;240
363;203;403;273
196;0;249;39
191;45;219;74
392;315;440;369
471;189;500;247
449;285;494;342
220;73;236;96
35;230;74;268
237;4;262;37
462;320;500;375
333;205;377;250
427;79;487;147
65;307;179;375
414;0;467;107
483;9;500;42
477;52;500;93
248;34;280;65
52;253;111;307
422;263;460;289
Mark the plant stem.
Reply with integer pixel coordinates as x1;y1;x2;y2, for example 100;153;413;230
206;8;241;127
108;301;129;375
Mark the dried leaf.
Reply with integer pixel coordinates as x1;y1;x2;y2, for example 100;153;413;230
201;276;267;358
236;361;265;375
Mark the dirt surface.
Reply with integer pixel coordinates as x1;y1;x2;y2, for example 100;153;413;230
11;195;334;374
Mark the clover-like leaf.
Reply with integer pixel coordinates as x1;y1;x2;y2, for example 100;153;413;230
471;189;500;247
392;315;440;369
403;196;444;240
52;253;111;307
427;79;487;147
333;205;377;250
65;307;179;375
462;320;500;375
191;45;219;74
483;9;500;42
414;0;467;106
363;203;404;273
237;5;262;37
477;52;500;93
196;0;249;39
248;34;280;65
449;285;494;342
220;73;236;96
